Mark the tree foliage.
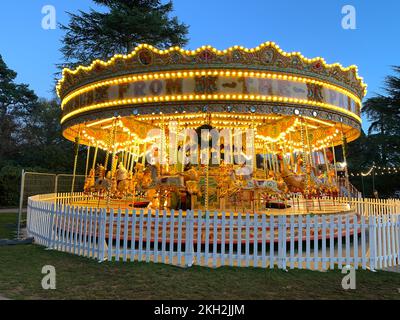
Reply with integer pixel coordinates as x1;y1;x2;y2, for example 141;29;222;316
60;0;189;69
0;55;38;161
0;58;72;206
361;67;400;167
349;66;400;197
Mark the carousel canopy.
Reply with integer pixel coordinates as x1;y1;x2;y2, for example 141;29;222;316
57;42;367;151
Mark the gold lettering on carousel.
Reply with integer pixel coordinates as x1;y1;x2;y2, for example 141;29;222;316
258;78;274;95
61;74;361;123
307;83;324;102
86;90;94;105
166;78;183;95
329;90;337;103
118;83;129;99
94;86;110;103
79;93;86;108
338;93;345;108
149;79;163;95
347;96;352;111
134;81;146;96
194;76;218;94
237;77;249;94
278;81;291;96
221;81;237;89
72;95;79;110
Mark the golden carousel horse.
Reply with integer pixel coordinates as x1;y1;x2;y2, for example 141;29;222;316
84;168;95;193
217;163;244;198
280;162;307;193
114;162;130;198
94;164;112;194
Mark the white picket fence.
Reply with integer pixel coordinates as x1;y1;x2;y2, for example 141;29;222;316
26;194;400;271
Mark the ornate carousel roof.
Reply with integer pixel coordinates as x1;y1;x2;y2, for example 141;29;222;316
57;42;367;151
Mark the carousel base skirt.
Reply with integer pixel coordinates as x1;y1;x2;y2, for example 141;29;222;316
69;197;353;216
56;196;357;245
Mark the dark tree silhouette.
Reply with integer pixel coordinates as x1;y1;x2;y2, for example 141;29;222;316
59;0;189;69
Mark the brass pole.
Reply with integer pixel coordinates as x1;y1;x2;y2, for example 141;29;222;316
91;143;99;172
126;145;132;171
71;129;81;196
341;127;351;200
263;142;267;179
104;128;113;170
332;142;338;183
299;117;309;212
85;144;91;177
111;120;118;177
141;142;147;166
323;147;330;177
304;121;314;168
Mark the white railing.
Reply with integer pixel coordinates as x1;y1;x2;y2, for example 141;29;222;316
27;194;400;271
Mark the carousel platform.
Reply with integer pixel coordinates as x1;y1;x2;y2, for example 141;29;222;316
68;196;354;216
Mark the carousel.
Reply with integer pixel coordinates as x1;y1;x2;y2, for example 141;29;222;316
57;41;366;215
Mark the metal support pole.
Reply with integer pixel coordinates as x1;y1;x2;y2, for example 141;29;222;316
71;136;81;195
17;169;25;240
54;174;59;197
372;166;376;195
92;143;99;172
341;130;351;201
361;174;365;198
85;145;91;177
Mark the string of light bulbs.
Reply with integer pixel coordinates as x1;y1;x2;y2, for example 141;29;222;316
350;165;400;177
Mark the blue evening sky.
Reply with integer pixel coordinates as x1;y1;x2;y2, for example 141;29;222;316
1;0;399;131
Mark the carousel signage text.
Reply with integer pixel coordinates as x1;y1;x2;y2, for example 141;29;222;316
62;74;361;118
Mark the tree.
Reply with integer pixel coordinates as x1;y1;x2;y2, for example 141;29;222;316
18;99;76;172
385;66;400;99
348;66;400;197
0;55;38;162
59;0;189;69
362;66;400;167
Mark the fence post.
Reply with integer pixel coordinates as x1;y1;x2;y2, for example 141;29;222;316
397;216;400;266
26;198;31;238
46;203;55;248
54;175;59;197
98;209;107;262
368;216;377;271
17;169;26;240
278;215;287;270
185;210;195;267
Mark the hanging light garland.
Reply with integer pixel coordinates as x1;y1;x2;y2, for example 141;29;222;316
350;165;400;177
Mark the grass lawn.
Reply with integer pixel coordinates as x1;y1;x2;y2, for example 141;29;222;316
0;212;18;239
0;213;399;300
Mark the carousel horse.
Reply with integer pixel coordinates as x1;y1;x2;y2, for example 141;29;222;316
276;173;289;194
127;171;136;195
181;167;200;183
280;158;318;195
133;163;151;192
280;162;307;193
95;172;112;195
186;180;201;197
115;162;130;198
134;164;184;210
317;169;339;197
180;167;201;195
146;188;160;210
217;164;248;198
145;164;185;189
287;156;322;196
84;168;95;193
94;164;110;194
182;167;202;209
250;179;283;195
